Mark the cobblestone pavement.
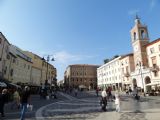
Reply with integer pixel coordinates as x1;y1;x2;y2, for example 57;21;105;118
119;111;147;120
36;91;160;120
36;92;102;120
1;93;65;120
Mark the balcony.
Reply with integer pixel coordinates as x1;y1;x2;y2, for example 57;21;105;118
150;66;159;72
124;72;130;77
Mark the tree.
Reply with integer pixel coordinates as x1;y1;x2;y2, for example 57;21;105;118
104;59;110;64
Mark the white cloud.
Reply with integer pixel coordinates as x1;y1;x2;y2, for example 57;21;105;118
150;0;156;11
54;51;95;64
128;9;139;15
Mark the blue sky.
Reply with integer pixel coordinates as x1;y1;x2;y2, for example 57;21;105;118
0;0;160;80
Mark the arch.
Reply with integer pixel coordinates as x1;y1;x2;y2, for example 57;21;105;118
90;83;94;89
145;76;151;84
141;30;145;39
132;78;137;88
145;76;151;92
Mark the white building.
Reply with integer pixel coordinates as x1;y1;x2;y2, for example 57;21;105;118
97;56;122;90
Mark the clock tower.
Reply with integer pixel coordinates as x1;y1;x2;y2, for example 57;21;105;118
130;15;149;68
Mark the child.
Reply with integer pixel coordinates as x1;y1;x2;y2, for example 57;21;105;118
115;94;120;112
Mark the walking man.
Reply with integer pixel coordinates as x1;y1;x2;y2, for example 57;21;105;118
101;88;107;111
20;86;31;120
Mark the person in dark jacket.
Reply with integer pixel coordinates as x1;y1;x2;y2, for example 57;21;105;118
20;86;31;120
0;89;8;117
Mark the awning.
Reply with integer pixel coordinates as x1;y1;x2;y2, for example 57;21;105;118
0;82;7;87
8;83;21;88
145;82;160;86
79;85;87;88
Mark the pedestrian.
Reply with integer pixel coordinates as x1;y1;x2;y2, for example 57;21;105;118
20;86;31;120
96;87;99;97
0;89;8;117
107;87;112;101
129;87;132;95
11;88;20;109
74;88;78;97
100;88;107;111
115;93;121;112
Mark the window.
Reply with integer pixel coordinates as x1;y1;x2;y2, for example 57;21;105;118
6;54;10;59
141;30;145;39
150;47;155;54
28;65;30;69
5;46;8;52
134;32;136;40
154;71;158;77
151;56;157;66
122;68;124;74
10;69;13;76
4;66;7;74
24;64;26;68
13;59;16;63
126;66;129;73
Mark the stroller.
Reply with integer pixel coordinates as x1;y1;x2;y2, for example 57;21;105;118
100;97;107;111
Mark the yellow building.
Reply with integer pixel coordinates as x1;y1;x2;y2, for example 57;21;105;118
25;51;57;86
25;51;43;85
5;45;32;84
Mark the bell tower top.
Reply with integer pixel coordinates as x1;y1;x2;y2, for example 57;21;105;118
135;14;141;24
130;15;149;43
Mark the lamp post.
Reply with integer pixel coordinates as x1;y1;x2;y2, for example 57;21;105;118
42;55;55;86
138;61;145;96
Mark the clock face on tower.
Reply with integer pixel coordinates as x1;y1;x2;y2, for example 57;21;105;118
134;45;138;52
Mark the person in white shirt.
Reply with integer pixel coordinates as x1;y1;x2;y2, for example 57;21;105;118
101;89;107;98
100;88;107;111
115;93;120;112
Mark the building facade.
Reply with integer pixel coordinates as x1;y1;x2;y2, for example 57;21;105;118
8;45;32;84
64;64;99;90
145;38;160;91
0;32;10;79
97;56;122;90
120;53;135;90
97;16;156;92
25;51;57;86
130;16;151;92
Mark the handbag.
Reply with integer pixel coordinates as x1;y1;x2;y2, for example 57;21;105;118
27;104;33;111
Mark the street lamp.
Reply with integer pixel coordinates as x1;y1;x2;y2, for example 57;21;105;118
42;55;55;85
137;61;145;96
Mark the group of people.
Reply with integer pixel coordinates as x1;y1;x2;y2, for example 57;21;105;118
0;86;31;120
100;88;121;112
39;86;57;100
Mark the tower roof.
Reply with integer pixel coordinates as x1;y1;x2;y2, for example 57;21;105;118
135;14;141;24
